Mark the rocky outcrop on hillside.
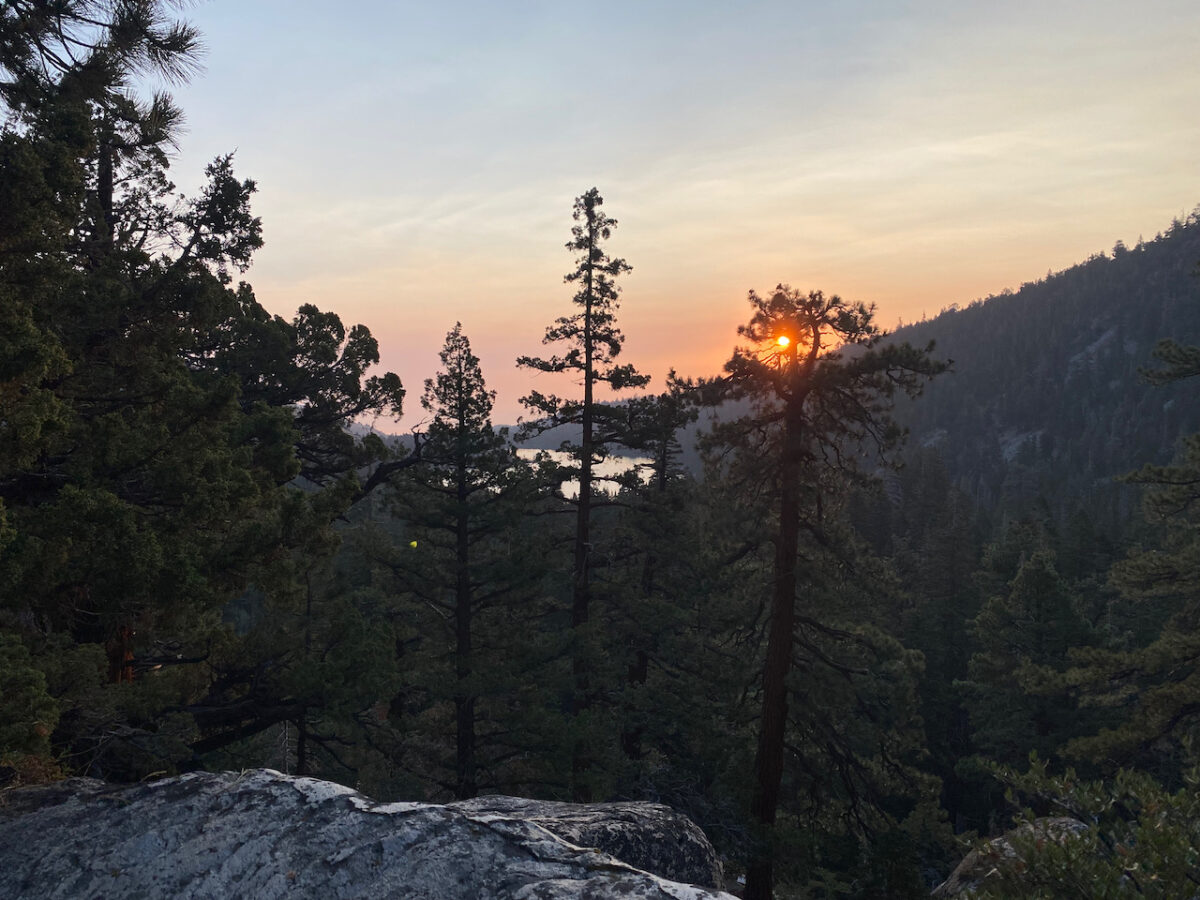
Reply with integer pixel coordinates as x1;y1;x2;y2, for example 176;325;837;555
0;769;733;899
931;816;1089;897
456;795;724;889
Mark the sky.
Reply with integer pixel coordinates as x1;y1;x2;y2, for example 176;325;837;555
165;0;1200;425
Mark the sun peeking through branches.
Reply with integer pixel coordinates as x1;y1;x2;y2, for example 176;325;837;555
731;286;885;398
720;284;948;900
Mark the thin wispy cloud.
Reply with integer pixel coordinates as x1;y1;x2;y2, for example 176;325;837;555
169;0;1200;422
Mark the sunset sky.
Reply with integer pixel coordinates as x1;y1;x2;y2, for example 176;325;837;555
168;0;1200;425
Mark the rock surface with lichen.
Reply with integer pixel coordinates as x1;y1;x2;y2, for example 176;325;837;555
0;768;732;899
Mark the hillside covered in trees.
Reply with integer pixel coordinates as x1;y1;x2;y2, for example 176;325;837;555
890;218;1200;530
4;4;1200;899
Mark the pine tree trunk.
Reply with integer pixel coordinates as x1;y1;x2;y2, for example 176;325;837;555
571;207;597;803
622;510;660;762
298;573;313;778
454;457;477;799
97;129;115;251
295;715;308;777
746;384;806;900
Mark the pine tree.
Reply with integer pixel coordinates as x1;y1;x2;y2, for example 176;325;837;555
715;286;946;900
0;2;408;778
967;757;1200;897
945;337;1200;897
516;188;649;800
959;549;1091;768
1058;337;1200;767
611;373;700;765
886;451;984;833
380;325;545;798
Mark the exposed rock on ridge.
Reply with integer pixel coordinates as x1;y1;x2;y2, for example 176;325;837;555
931;816;1089;897
0;769;733;899
456;795;724;889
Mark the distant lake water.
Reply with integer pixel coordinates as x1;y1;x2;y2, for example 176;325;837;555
516;449;652;498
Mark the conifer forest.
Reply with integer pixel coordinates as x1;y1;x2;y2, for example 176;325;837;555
4;4;1200;898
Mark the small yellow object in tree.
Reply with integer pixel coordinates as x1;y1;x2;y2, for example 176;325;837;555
409;540;418;549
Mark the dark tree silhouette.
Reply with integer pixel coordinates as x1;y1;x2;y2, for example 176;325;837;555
720;286;945;900
517;187;648;800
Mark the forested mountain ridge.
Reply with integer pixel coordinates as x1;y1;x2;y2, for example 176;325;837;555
888;212;1200;525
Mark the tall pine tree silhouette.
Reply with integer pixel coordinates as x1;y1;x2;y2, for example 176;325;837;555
517;188;648;800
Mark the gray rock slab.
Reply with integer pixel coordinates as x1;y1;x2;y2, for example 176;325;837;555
931;816;1089;897
0;769;735;900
